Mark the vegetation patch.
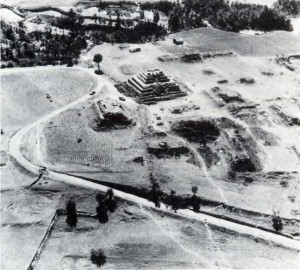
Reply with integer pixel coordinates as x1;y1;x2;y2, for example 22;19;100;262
237;77;256;85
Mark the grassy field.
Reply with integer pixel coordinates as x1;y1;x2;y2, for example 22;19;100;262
34;202;299;270
1;189;62;270
0;67;96;130
163;27;300;57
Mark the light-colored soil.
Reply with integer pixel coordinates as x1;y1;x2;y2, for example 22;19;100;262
34;202;299;270
1;189;62;270
0;67;96;130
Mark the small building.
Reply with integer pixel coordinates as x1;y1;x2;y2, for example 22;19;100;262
173;38;184;45
129;47;141;53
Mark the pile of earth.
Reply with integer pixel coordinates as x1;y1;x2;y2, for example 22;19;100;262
171;118;264;173
171;120;220;144
211;87;245;104
94;112;134;131
148;141;190;159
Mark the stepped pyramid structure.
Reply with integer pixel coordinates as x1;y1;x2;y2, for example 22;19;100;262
116;69;187;105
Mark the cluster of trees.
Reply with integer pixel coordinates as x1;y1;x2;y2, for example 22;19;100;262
148;175;201;213
168;4;207;32
141;1;175;16
2;0;293;68
96;189;117;224
65;189;117;228
167;0;292;33
1;6;167;68
107;21;167;43
273;0;300;16
1;16;88;68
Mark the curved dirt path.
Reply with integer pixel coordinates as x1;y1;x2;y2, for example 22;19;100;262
8;69;299;251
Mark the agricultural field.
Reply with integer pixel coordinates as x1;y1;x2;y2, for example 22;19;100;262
33;201;299;270
18;92;151;188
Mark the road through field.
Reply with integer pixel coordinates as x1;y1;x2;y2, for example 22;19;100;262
8;68;300;252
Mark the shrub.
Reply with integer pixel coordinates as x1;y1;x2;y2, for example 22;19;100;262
7;62;14;68
272;214;283;232
67;59;74;67
95;69;104;75
90;249;106;267
170;189;178;211
105;189;117;212
192;199;200;212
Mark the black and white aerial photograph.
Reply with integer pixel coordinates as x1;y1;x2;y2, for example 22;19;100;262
0;0;299;269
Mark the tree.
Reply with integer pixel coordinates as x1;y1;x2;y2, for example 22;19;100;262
66;199;78;227
96;200;108;223
170;189;178;211
191;186;200;212
169;12;181;32
116;12;121;30
93;54;103;73
105;189;117;213
96;192;103;204
153;11;160;23
272;213;283;232
149;181;161;208
90;248;106;267
192;186;198;196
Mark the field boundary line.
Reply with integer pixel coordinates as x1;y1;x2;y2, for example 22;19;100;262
26;209;97;270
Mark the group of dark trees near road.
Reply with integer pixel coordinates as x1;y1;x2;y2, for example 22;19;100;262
146;179;284;232
65;189;117;228
96;189;117;223
148;173;201;213
65;191;116;268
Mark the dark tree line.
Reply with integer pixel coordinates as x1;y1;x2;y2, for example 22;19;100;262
1;15;88;68
168;0;292;33
273;0;300;16
1;8;167;68
141;1;175;16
